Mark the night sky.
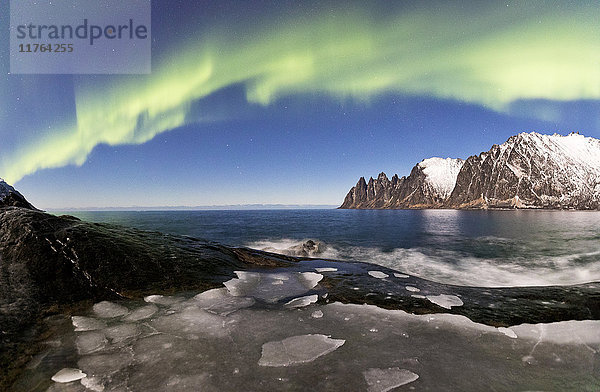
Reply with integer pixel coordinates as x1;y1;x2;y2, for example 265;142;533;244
1;0;599;208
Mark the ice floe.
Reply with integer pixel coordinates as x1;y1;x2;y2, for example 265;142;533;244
144;294;183;306
498;327;517;339
104;323;140;343
92;301;129;318
315;267;338;273
191;287;255;315
393;273;409;278
405;286;420;292
224;271;323;302
75;332;107;355
426;294;463;309
363;367;419;392
20;270;600;392
71;316;106;332
51;368;86;383
285;294;318;308
123;304;158;321
258;334;345;367
368;270;389;279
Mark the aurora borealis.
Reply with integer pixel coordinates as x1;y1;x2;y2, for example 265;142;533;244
1;0;599;208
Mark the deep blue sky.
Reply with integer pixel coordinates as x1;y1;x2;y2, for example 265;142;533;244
1;1;599;208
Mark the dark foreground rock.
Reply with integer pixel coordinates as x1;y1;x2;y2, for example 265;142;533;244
1;207;599;389
0;207;296;389
0;180;37;210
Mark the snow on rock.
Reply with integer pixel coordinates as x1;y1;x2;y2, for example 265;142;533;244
51;368;87;383
448;132;600;209
368;271;389;279
426;294;463;309
258;334;345;367
92;301;129;318
71;316;106;332
311;310;324;319
363;367;419;392
418;157;464;199
285;294;318;308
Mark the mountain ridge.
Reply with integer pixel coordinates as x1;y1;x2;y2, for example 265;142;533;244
340;132;600;210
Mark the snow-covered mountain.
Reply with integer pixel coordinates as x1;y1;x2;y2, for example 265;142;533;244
447;132;600;209
340;132;600;210
0;179;36;209
339;157;464;209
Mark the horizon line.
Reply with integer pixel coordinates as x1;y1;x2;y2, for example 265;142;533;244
47;204;339;212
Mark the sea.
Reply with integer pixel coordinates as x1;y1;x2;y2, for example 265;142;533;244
59;209;600;288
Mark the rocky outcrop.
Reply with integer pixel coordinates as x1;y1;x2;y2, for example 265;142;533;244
0;179;36;210
340;158;464;209
446;132;600;209
0;207;297;389
341;132;600;210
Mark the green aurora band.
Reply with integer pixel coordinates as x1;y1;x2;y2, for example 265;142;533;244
2;2;599;183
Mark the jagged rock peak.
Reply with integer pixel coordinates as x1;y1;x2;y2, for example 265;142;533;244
339;157;464;209
0;179;36;210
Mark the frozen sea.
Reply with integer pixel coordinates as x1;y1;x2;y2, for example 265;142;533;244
17;209;600;391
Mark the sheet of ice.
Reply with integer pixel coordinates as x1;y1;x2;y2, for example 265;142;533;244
511;320;600;345
80;376;104;392
315;267;338;273
124;304;158;321
24;280;600;391
258;334;345;367
498;327;517;339
224;271;323;303
405;286;420;292
426;294;463;309
104;323;140;343
368;271;389;279
75;332;107;355
285;294;318;308
363;367;419;392
51;368;87;383
192;287;255;315
71;316;106;332
144;295;183;306
151;306;230;338
92;301;129;318
393;273;409;278
78;352;133;376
